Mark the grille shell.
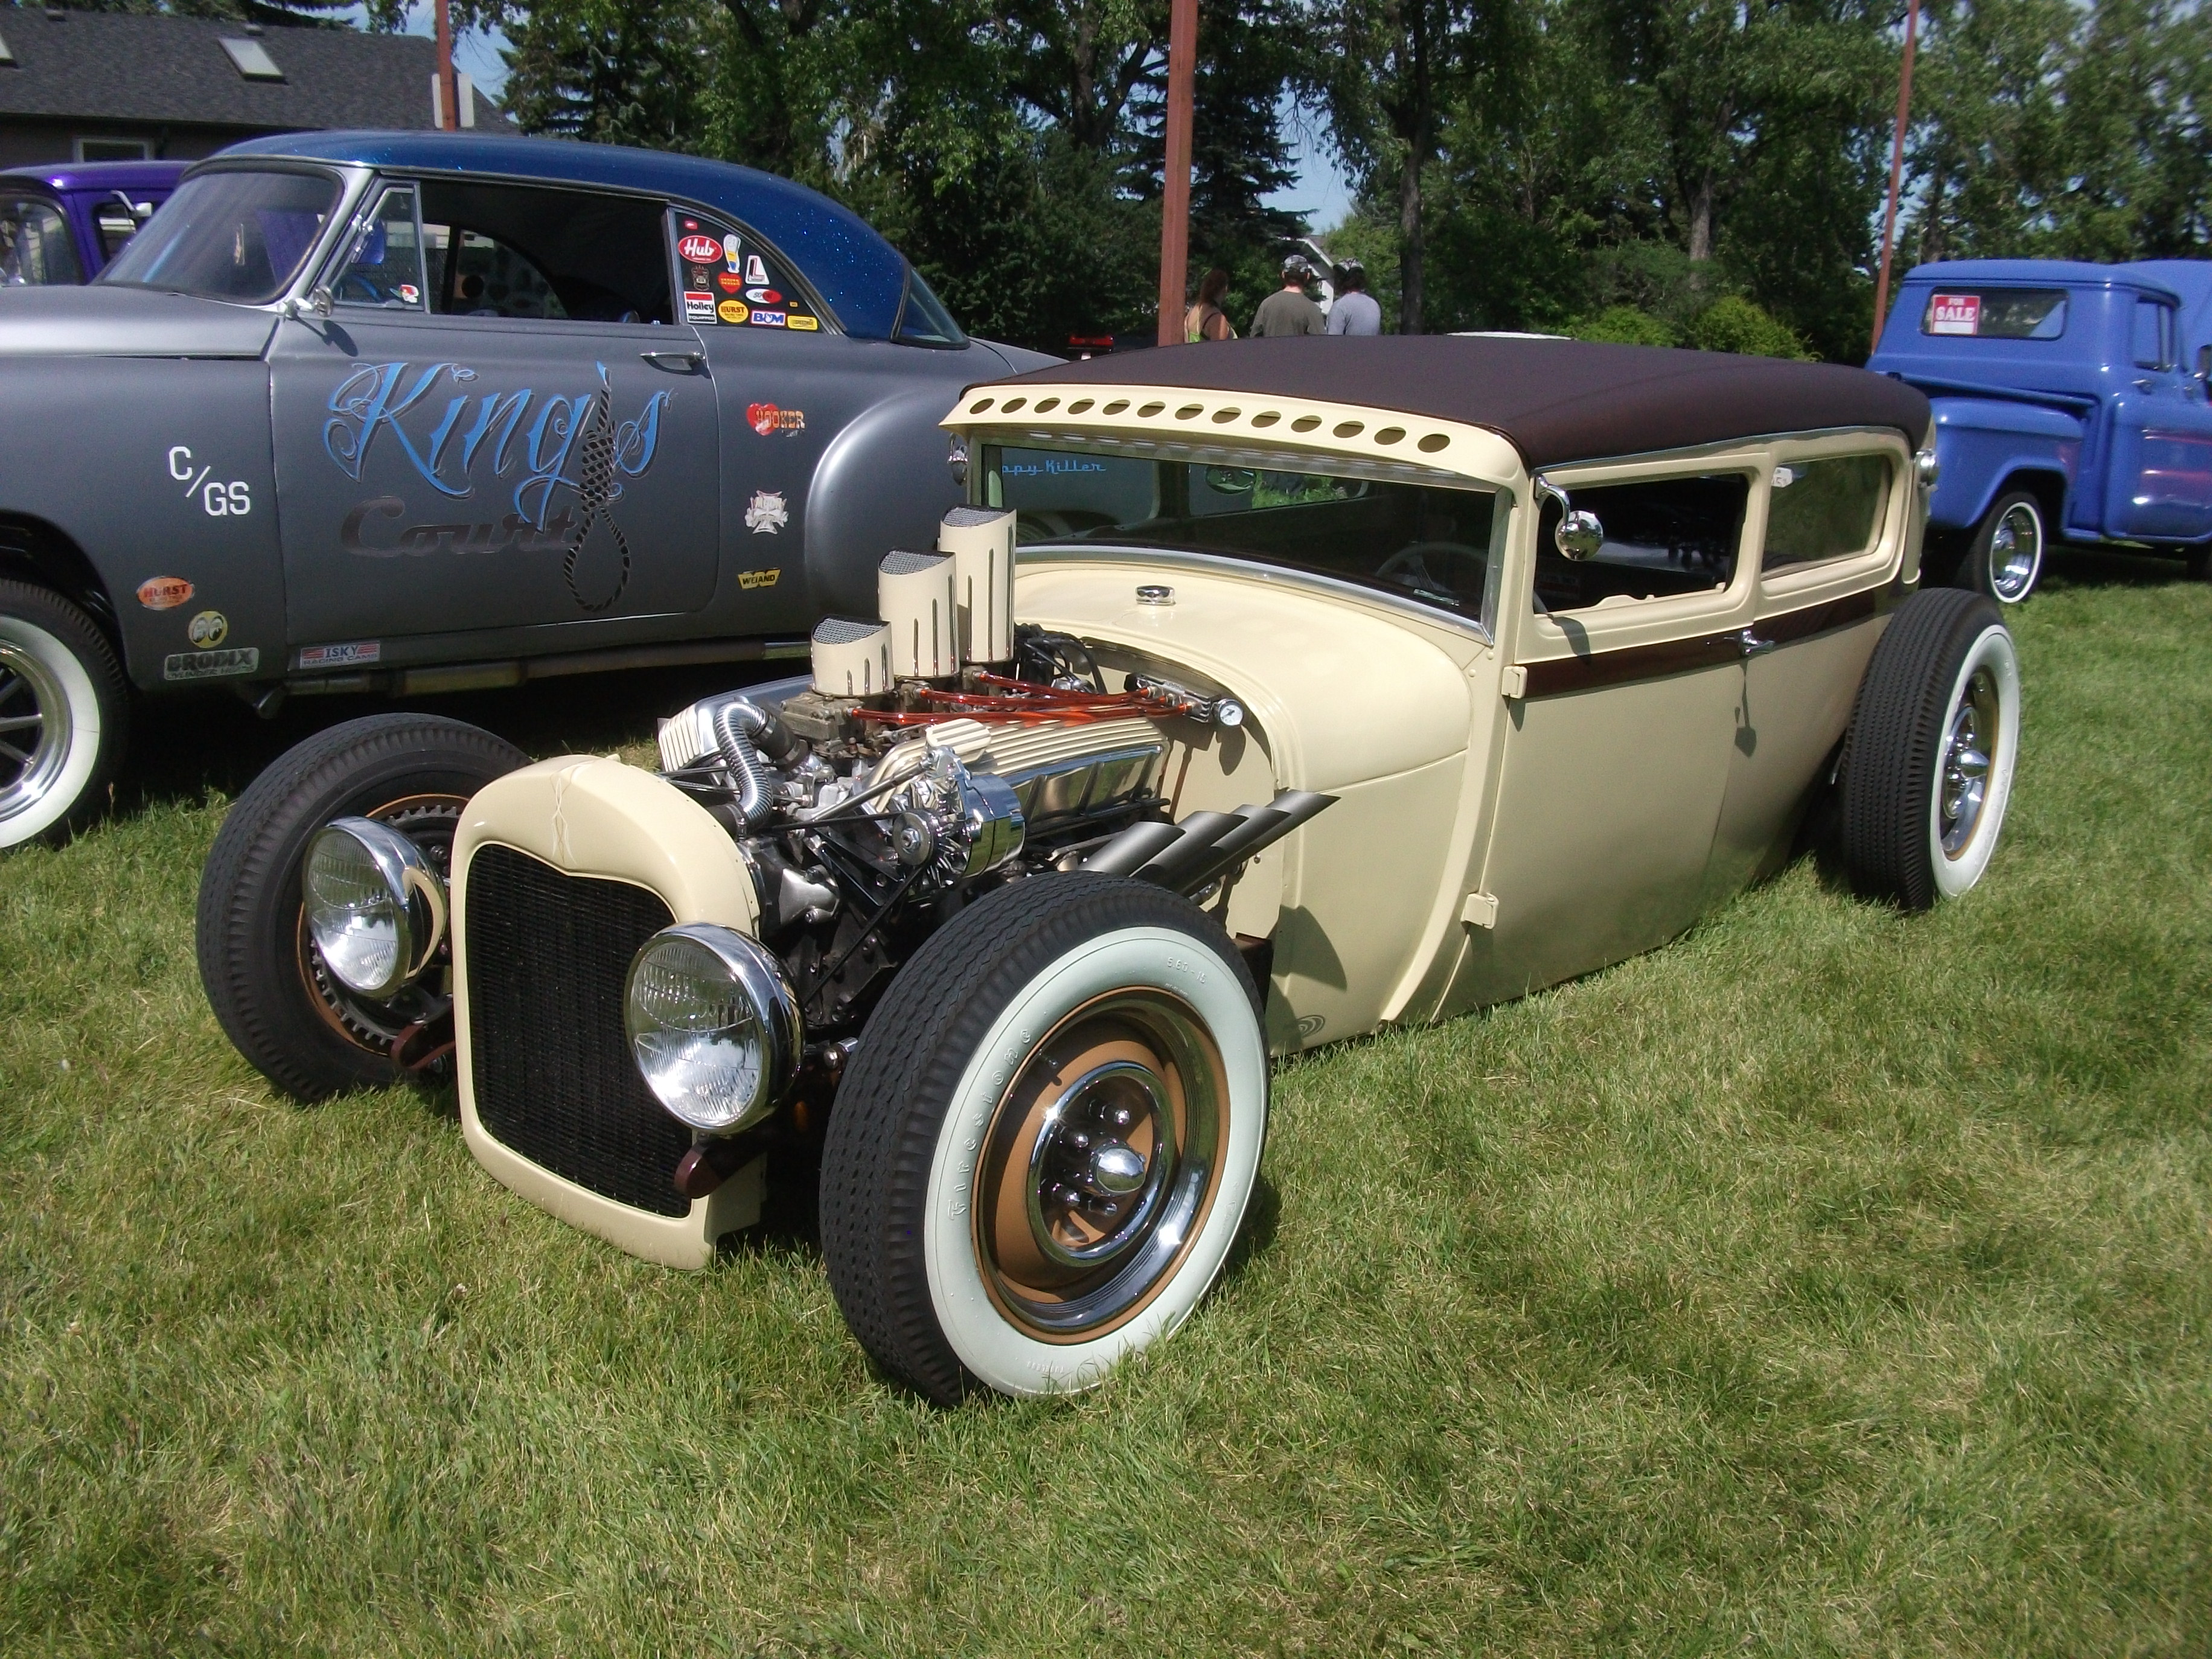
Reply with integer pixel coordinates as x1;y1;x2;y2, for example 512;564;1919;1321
464;842;691;1219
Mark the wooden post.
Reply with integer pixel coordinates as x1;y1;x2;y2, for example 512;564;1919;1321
435;0;458;131
1156;0;1198;347
1871;0;1921;356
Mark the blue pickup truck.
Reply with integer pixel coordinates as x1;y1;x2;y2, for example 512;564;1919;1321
1868;258;2212;603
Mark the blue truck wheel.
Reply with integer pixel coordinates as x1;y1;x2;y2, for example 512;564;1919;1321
1964;492;2045;605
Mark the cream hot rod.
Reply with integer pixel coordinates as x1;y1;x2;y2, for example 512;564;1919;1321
196;337;2021;1402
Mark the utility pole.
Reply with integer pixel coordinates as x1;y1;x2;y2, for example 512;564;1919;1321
435;0;459;131
1871;0;1922;356
1156;0;1198;347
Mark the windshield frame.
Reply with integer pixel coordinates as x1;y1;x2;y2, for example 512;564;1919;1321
95;160;368;308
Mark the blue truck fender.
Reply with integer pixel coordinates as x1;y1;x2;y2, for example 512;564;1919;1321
1926;395;2085;534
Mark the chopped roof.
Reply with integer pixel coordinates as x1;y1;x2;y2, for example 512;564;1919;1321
989;336;1933;469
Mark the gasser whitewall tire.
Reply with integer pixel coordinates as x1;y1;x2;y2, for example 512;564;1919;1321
820;875;1268;1403
0;580;127;850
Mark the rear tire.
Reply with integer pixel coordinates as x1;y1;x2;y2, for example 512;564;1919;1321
0;578;127;849
819;874;1268;1403
1961;491;2044;604
1838;589;2019;909
196;713;528;1100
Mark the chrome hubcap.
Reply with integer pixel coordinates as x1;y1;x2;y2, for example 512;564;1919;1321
1940;667;1998;856
0;638;69;828
1026;1060;1177;1267
1989;503;2041;601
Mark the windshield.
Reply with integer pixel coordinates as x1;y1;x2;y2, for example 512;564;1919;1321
982;441;1501;624
1;194;83;286
98;169;342;304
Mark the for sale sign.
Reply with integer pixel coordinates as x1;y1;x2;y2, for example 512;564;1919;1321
1928;292;1982;336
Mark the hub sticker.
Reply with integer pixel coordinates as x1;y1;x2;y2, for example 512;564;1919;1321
186;609;229;648
136;577;194;610
717;299;749;325
683;291;717;322
298;640;382;670
744;490;788;535
678;234;721;264
164;647;258;682
747;403;805;435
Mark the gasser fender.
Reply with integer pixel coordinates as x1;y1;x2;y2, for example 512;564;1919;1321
1926;395;2083;531
802;382;968;619
1014;555;1481;1051
0;345;282;691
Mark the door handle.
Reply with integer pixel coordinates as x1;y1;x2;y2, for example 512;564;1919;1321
640;350;705;371
1739;628;1778;658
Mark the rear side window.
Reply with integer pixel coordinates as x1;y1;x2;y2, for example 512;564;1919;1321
2132;299;2176;370
415;179;670;325
1922;289;2068;339
0;195;82;285
1763;455;1891;571
1534;475;1748;614
670;211;823;334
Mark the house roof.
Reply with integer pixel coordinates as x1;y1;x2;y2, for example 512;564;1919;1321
988;336;1934;470
0;5;502;132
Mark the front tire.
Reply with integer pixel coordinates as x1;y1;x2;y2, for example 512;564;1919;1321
0;578;127;849
820;874;1269;1402
1838;589;2020;909
1962;491;2045;604
196;713;528;1100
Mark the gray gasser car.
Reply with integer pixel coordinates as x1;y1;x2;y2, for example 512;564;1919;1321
0;130;1052;848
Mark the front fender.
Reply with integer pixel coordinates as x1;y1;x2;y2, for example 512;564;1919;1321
804;385;965;616
1928;397;2083;530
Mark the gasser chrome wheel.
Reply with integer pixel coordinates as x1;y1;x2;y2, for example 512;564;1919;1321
0;631;71;830
973;990;1229;1341
0;580;127;851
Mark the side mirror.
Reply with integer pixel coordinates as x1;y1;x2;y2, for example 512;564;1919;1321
2197;343;2211;384
1555;510;1605;561
1914;448;1940;490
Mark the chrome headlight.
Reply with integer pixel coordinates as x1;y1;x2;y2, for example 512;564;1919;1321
624;923;802;1134
303;817;447;1000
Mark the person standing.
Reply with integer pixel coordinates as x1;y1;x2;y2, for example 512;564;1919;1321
1326;262;1382;336
1185;268;1237;342
1251;257;1325;337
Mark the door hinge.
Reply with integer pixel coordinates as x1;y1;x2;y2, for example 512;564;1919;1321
1462;890;1499;929
1500;664;1527;700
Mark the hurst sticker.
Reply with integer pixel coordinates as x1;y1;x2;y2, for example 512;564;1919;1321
136;577;194;611
717;299;749;325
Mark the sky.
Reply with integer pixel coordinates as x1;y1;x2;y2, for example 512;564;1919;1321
371;7;1359;231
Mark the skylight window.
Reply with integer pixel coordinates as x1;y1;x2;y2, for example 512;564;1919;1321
220;37;284;81
0;24;15;66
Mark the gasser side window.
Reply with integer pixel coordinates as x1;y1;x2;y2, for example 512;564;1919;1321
1533;474;1748;614
1762;455;1891;571
330;185;427;309
412;178;671;325
981;441;1500;625
0;194;82;286
670;211;823;333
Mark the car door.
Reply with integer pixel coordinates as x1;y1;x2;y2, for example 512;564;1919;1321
2111;295;2212;543
1708;438;1908;897
1449;461;1754;1009
267;176;720;656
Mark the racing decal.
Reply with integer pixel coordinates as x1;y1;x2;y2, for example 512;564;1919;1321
744;490;788;534
715;272;744;295
397;283;420;305
688;263;714;288
163;647;258;682
340;496;580;558
678;234;721;265
167;445;252;517
684;291;717;322
1928;293;1980;335
298;640;382;670
717;299;749;325
745;254;769;286
738;567;781;589
723;234;742;270
747;403;805;436
750;309;787;328
786;314;820;332
136;577;194;611
744;287;782;305
186;610;229;648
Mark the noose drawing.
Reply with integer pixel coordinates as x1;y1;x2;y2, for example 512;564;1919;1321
561;390;631;615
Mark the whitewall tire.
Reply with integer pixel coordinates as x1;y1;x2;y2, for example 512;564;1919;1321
0;580;126;849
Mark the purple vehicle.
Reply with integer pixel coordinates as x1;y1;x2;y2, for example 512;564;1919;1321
0;160;186;286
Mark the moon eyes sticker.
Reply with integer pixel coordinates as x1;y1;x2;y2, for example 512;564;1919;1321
186;609;229;648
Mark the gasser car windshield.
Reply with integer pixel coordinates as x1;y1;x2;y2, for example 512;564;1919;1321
981;441;1503;624
98;170;341;304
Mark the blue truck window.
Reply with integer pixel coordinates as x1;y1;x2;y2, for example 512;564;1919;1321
1764;455;1891;570
2132;299;2175;370
1922;288;2068;340
0;194;84;285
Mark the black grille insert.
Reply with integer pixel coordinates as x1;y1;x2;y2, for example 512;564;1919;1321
465;842;691;1218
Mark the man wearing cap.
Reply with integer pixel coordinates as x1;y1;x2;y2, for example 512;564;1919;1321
1326;262;1382;336
1251;257;1326;337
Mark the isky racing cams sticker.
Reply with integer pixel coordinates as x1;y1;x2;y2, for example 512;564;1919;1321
298;640;382;670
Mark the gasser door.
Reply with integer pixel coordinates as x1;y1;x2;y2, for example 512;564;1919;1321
267;176;721;657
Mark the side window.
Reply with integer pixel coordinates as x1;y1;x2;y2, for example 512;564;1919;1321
414;179;671;325
1763;455;1892;571
671;211;823;334
1533;474;1747;614
0;195;83;286
2132;299;2175;371
331;185;426;309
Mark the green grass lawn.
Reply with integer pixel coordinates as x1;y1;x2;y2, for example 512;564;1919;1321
5;557;2209;1656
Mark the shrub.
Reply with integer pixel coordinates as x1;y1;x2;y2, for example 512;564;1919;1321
1687;296;1811;359
1567;305;1678;347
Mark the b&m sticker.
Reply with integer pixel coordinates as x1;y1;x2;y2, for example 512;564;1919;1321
1928;293;1981;336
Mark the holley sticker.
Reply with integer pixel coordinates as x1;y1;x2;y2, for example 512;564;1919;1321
684;291;718;322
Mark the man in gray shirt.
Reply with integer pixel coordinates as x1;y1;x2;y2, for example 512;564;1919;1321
1251;257;1326;337
1325;262;1382;335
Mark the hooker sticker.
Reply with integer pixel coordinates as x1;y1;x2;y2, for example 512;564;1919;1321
164;648;258;682
744;490;788;535
136;577;194;611
298;641;382;670
747;403;805;435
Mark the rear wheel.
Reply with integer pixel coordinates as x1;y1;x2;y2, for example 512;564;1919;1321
1837;589;2019;909
1961;491;2045;604
819;874;1268;1402
196;713;528;1100
0;578;127;849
